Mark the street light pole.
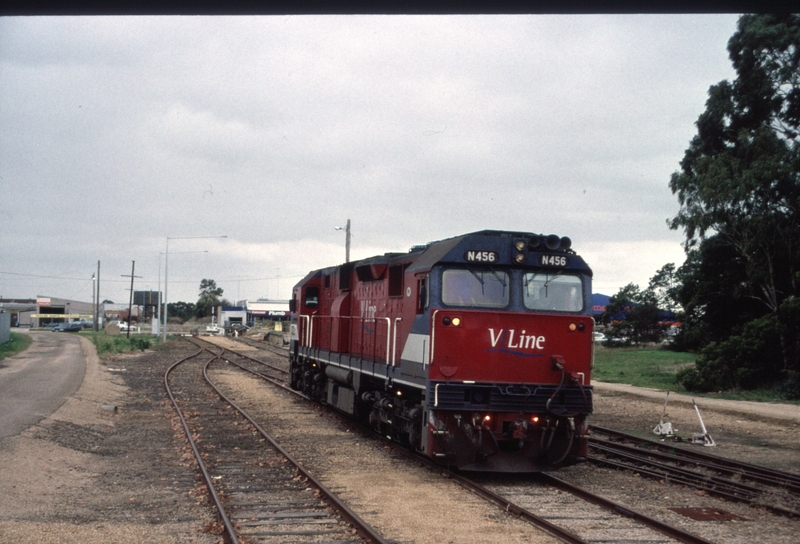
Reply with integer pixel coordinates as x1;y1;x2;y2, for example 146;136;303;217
162;235;227;342
92;273;96;331
95;260;101;331
335;219;351;263
158;250;207;338
163;237;169;342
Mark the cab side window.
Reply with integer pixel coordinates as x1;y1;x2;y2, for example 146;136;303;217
416;276;428;314
304;286;319;309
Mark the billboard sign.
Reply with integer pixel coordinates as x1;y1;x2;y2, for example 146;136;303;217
133;291;161;306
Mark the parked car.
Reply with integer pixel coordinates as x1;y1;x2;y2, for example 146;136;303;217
44;321;62;329
592;332;606;342
52;322;82;332
109;320;132;331
225;323;249;336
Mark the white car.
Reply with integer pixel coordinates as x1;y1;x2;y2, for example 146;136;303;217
110;321;132;331
592;332;606;342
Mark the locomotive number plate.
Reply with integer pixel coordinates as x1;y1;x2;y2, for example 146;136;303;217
464;250;498;263
539;254;569;267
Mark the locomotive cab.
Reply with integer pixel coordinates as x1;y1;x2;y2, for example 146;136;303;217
417;238;593;471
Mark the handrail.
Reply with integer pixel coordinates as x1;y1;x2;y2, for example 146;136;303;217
299;315;310;346
299;312;405;367
392;317;402;366
383;317;391;365
429;310;439;367
308;311;317;347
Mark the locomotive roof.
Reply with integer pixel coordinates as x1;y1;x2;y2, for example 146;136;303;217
294;230;592;290
406;230;592;275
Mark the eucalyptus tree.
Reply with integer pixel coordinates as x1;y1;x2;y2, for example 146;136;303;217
668;15;800;395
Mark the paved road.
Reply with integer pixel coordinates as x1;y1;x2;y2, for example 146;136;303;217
0;330;86;440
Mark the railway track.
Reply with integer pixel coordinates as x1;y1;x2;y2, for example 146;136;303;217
164;342;387;544
226;331;289;357
588;425;800;518
199;337;717;544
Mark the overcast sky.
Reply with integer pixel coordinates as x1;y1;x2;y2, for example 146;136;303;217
0;14;740;306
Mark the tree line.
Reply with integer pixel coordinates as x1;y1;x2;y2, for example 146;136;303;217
166;278;229;322
601;15;800;399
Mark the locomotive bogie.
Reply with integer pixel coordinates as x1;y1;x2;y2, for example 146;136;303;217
425;408;589;471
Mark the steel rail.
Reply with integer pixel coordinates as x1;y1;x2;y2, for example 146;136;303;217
222;348;289;376
587;450;800;518
591;439;767;498
591;435;800;495
164;347;241;544
212;340;716;544
213;344;589;544
589;426;800;518
588;454;757;504
228;333;289;357
439;471;588;544
201;348;391;544
539;472;715;544
591;425;800;488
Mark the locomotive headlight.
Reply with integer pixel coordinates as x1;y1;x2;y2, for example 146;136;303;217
451;317;461;327
442;316;462;327
569;323;577;331
530;416;539;424
514;253;526;263
514;239;526;251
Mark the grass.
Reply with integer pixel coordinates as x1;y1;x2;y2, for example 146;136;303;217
593;345;696;390
2;329;160;358
593;345;797;403
0;332;33;361
85;331;160;355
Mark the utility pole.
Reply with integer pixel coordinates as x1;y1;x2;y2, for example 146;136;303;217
92;272;96;331
95;260;101;331
335;219;351;263
121;261;142;339
345;219;351;263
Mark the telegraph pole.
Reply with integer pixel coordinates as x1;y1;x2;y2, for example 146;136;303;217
92;272;96;331
121;261;142;339
95;260;101;331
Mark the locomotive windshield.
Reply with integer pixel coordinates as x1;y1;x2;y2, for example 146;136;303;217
523;272;583;312
442;269;509;307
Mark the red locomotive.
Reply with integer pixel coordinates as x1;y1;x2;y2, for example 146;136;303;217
289;230;594;472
